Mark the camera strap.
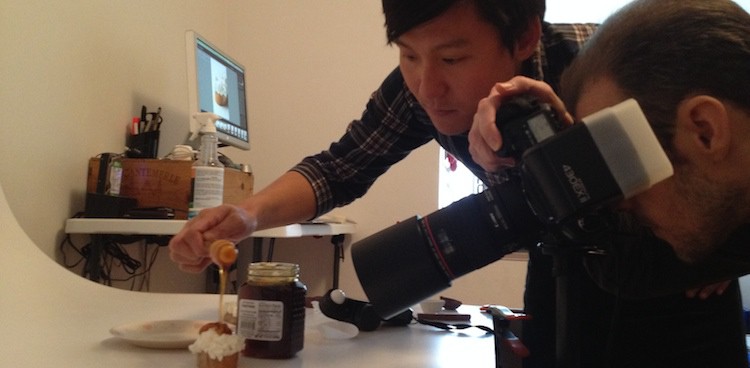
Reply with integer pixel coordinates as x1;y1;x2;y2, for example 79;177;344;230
414;316;494;333
415;307;530;367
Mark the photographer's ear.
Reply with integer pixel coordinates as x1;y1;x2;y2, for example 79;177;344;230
514;16;541;60
675;95;730;162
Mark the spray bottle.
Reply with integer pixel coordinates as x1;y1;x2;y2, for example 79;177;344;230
188;112;224;219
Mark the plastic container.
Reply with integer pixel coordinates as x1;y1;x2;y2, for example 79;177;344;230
188;113;224;219
107;156;123;196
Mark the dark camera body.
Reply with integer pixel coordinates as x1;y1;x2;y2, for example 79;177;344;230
353;96;669;319
494;95;563;160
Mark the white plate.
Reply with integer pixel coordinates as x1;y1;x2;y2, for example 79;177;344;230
110;320;212;349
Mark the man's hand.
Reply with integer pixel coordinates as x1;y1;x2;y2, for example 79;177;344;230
468;76;573;172
168;204;257;273
685;280;731;299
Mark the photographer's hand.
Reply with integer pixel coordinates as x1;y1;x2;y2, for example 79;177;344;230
685;280;731;299
468;76;573;172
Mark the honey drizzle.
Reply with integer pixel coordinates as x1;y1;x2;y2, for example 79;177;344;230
218;266;227;321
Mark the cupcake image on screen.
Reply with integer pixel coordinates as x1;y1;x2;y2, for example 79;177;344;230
214;76;228;107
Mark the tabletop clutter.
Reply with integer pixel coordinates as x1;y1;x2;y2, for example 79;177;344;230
137;240;520;368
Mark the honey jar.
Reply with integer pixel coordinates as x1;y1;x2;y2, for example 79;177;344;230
236;262;306;359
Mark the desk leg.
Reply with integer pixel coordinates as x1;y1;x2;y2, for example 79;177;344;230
266;238;276;261
252;238;264;262
85;234;105;282
252;238;277;262
331;234;345;289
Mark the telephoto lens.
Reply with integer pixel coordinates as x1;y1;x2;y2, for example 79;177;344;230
351;176;540;319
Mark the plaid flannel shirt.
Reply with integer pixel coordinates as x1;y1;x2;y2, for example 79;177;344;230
292;23;598;217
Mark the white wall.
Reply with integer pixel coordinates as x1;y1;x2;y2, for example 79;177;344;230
0;0;238;291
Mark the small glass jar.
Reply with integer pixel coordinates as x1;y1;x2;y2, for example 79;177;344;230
236;262;307;359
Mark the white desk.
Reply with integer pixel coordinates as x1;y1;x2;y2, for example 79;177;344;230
4;207;502;367
64;218;356;288
64;218;356;238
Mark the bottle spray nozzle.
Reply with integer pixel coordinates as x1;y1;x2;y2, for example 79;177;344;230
189;112;222;141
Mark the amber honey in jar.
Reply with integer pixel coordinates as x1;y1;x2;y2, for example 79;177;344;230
237;262;307;359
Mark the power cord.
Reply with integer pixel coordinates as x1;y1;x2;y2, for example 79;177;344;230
103;240;160;290
60;233;87;269
59;222;163;291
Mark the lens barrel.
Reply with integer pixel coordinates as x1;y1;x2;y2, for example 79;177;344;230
352;216;451;319
352;177;540;319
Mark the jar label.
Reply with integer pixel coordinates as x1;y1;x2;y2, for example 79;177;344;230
188;166;224;219
238;299;284;341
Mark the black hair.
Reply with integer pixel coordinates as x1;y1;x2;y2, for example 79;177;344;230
382;0;545;52
561;0;750;152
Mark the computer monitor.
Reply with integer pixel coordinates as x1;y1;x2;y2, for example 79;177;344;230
185;30;250;150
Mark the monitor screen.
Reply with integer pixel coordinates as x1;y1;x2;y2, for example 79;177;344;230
186;30;250;150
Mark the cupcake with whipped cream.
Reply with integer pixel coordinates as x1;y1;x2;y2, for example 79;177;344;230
189;322;244;368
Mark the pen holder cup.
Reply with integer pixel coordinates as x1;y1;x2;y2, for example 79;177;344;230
127;130;160;158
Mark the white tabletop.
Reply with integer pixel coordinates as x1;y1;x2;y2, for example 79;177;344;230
64;218;356;238
1;186;503;368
